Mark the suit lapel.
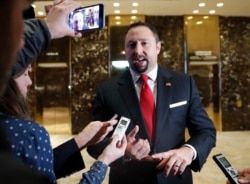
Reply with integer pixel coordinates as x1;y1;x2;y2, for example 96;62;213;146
117;69;150;139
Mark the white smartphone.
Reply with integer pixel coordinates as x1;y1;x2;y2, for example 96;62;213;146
68;3;105;31
112;116;130;141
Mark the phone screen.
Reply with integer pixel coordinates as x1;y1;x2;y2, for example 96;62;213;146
68;4;105;31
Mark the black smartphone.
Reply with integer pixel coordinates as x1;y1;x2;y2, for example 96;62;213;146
213;153;239;184
68;3;105;31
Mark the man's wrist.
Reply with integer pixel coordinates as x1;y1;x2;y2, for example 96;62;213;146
183;144;197;160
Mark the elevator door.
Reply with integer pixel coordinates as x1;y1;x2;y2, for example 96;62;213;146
35;64;71;134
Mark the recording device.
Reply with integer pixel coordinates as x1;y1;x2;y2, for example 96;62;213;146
112;116;130;141
213;153;239;184
68;3;105;31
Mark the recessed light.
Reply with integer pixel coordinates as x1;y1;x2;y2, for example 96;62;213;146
199;3;206;7
113;2;120;7
196;21;203;25
193;10;199;14
132;2;139;7
115;16;121;20
187;16;193;20
131;9;138;14
209;10;216;14
217;3;224;7
131;16;137;20
114;10;120;14
203;16;209;19
116;21;121;25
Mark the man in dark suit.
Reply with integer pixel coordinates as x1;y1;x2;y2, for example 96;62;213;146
87;21;216;184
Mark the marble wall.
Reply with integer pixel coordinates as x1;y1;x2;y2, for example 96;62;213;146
31;15;250;133
70;28;109;133
145;16;184;72
220;16;250;130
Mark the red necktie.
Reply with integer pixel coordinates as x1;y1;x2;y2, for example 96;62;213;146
140;74;156;140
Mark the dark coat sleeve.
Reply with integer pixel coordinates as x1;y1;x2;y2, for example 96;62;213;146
53;138;85;179
12;19;51;76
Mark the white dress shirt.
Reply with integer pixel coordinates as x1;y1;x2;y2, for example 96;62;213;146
129;65;197;160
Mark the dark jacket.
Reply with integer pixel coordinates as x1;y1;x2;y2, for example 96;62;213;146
13;19;51;76
15;19;85;179
87;67;216;184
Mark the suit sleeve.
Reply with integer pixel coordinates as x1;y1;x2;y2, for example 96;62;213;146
53;138;85;179
186;76;216;172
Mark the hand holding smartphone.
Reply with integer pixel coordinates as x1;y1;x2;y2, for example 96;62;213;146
68;3;105;31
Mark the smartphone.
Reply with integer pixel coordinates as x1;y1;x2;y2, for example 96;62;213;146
112;116;130;141
68;3;105;31
213;153;239;184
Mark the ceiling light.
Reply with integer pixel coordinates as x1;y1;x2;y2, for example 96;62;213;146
217;3;224;7
193;10;199;14
31;4;36;8
113;2;120;7
199;3;206;7
114;10;120;14
196;21;203;25
115;16;121;20
187;16;193;20
116;21;121;25
132;2;139;7
131;16;137;20
203;16;209;19
131;9;138;14
209;10;216;14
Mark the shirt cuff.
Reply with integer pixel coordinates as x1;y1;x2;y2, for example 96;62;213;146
183;144;197;160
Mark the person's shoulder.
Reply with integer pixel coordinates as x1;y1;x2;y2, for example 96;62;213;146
3;116;47;135
99;70;128;84
159;66;190;78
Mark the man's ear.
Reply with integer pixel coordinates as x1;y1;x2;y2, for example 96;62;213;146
156;41;161;54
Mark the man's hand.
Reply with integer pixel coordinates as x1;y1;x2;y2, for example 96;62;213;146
125;125;151;160
151;146;193;176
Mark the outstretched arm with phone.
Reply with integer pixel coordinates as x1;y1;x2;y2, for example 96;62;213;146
79;135;127;184
16;0;83;76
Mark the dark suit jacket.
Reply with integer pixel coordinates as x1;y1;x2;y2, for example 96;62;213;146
87;66;216;184
53;139;85;179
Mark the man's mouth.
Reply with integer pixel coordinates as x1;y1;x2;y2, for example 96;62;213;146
133;59;147;66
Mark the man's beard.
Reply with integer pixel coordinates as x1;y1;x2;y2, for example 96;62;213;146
130;60;149;74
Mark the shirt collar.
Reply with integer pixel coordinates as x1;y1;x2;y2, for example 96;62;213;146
130;65;158;83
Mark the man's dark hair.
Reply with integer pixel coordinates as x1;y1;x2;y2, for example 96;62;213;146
125;21;160;42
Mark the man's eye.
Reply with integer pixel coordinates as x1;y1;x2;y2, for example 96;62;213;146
128;42;136;49
142;41;150;47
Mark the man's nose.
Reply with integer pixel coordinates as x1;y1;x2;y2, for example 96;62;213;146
134;43;143;54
